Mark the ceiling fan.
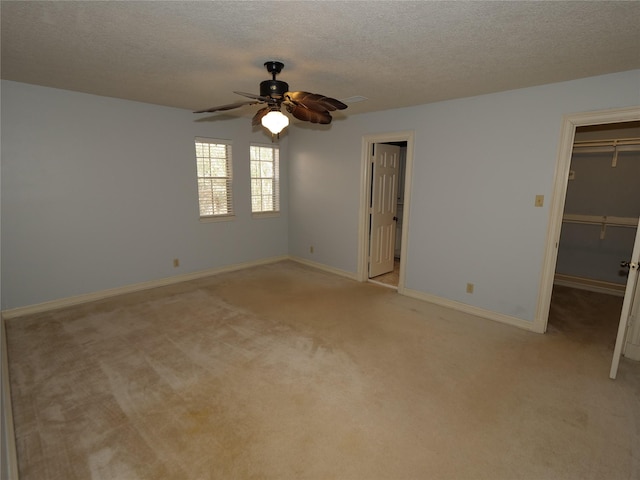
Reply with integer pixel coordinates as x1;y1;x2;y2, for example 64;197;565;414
194;61;347;136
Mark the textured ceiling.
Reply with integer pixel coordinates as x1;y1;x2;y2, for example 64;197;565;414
2;1;639;119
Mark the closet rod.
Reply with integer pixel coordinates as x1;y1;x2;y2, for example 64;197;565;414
573;138;640;153
562;214;639;228
573;138;640;147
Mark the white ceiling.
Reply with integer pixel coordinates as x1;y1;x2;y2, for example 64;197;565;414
2;1;639;119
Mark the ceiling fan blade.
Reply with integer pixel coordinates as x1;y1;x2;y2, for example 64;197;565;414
194;100;260;113
252;107;271;126
285;104;332;124
285;91;348;112
234;91;270;102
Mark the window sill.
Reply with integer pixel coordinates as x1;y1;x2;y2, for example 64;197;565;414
251;211;280;219
199;215;236;223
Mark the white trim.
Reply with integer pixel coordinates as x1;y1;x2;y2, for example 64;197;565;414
357;131;415;295
2;256;289;319
403;288;539;333
195;138;234;219
251;212;280;219
554;273;626;297
535;106;640;334
1;315;19;479
289;256;358;281
195;136;232;145
199;214;235;223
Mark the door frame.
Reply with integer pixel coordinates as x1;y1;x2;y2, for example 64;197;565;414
357;131;415;293
534;106;640;334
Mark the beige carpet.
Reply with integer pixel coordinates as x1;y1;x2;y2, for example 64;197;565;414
6;261;640;479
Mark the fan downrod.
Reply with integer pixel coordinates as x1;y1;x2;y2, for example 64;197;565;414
264;61;284;79
260;61;288;98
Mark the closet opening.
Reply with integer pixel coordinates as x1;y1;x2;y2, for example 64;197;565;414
547;121;640;361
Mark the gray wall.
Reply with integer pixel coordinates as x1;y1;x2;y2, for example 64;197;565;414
288;70;640;322
557;148;639;284
2;71;639;321
1;81;289;310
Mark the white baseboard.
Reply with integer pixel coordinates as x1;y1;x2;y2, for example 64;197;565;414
402;288;541;333
288;256;359;281
2;256;289;319
3;254;536;338
554;273;625;297
291;258;539;333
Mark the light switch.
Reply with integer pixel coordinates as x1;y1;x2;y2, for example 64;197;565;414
535;195;544;207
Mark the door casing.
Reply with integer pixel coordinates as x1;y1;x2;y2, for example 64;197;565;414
358;131;415;293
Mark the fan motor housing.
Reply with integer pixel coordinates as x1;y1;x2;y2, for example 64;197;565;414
260;80;289;99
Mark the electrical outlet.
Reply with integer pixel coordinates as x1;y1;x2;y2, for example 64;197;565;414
535;195;544;207
173;258;180;268
466;283;474;294
310;246;314;254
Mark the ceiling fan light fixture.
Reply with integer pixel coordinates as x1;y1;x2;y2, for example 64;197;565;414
261;109;289;135
195;61;347;134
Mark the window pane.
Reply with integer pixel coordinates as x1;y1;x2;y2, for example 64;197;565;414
195;140;233;217
210;158;227;177
260;161;273;177
261;179;272;195
250;144;279;213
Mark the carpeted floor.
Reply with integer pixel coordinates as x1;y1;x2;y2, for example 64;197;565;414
5;261;640;479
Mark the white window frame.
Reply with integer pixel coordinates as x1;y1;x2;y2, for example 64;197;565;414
194;137;234;221
250;143;280;217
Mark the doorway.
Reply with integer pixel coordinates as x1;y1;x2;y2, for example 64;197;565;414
368;142;406;288
358;132;415;293
536;106;640;377
547;121;639;358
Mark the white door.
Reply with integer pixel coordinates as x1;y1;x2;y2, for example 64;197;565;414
622;265;640;361
369;144;400;278
610;218;640;379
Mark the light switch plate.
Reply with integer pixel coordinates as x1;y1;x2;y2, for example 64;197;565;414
535;195;544;207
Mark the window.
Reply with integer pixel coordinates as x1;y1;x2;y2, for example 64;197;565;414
250;144;280;214
194;138;233;218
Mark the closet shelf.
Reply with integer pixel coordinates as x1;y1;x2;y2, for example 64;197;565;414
562;214;638;228
572;138;640;166
562;214;639;239
573;138;640;152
